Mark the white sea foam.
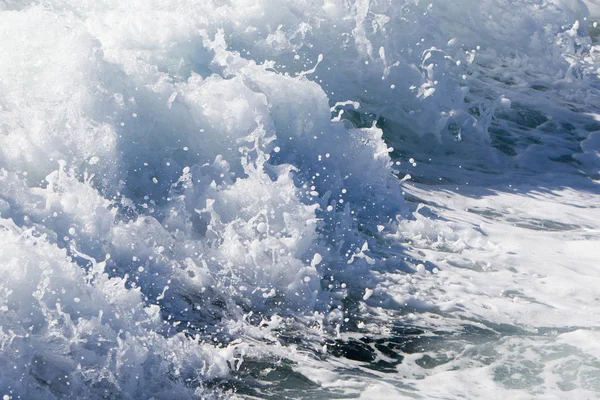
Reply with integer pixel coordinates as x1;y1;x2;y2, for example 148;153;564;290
1;0;599;398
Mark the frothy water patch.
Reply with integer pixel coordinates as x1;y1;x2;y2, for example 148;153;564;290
1;0;600;398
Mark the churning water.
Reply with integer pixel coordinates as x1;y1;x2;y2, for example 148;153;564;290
1;0;599;398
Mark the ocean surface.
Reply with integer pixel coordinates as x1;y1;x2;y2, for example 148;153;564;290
1;0;599;399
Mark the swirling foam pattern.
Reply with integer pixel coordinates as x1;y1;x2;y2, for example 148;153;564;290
1;1;599;398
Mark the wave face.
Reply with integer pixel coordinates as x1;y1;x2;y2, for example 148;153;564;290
1;1;599;399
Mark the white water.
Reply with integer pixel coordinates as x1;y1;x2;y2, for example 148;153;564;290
0;0;599;399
